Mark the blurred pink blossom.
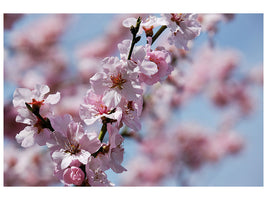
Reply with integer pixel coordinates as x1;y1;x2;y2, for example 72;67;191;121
197;14;234;36
4;144;57;186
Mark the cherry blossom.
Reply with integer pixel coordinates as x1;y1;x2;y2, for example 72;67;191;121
13;84;60;109
118;39;173;85
162;13;201;50
105;124;127;173
118;96;143;131
79;88;122;126
48;114;101;169
92;124;126;174
90;56;143;107
138;46;173;85
118;39;159;78
86;156;114;186
13;84;60;147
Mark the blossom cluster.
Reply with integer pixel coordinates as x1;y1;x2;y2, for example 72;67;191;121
4;13;262;186
9;14;202;186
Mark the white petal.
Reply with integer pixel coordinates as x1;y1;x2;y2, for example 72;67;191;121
90;72;108;95
140;60;158;76
50;114;72;137
103;90;121;107
118;39;131;56
34;128;51;146
61;155;73;169
77;150;91;165
15;108;36;125
110;148;127;173
52;150;65;161
45;92;60;104
16;126;36;148
84;117;99;125
13;88;32;107
132;46;146;62
122;17;137;27
106;106;122;123
34;84;50;99
79;104;99;125
80;135;101;153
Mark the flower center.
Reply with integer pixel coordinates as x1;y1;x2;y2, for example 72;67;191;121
65;143;81;155
149;54;162;66
124;101;135;118
97;103;109;115
126;101;135;111
143;26;154;37
28;98;45;113
170;13;184;26
110;73;127;90
34;117;47;133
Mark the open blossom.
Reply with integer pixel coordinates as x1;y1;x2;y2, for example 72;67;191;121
13;84;60;109
139;46;173;85
162;13;201;50
118;97;143;131
79;88;122;125
48;114;101;170
118;39;173;85
86;156;114;186
90;56;143;107
94;124;127;174
105;124;127;173
13;84;60;147
118;39;158;77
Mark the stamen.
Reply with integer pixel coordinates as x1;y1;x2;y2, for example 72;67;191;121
28;99;45;113
110;73;127;90
64;143;81;155
170;13;184;26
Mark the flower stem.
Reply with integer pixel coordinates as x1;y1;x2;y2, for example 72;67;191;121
25;102;54;132
98;122;107;142
127;17;142;60
151;25;167;45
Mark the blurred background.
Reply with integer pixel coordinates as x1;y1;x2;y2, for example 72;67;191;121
3;13;263;186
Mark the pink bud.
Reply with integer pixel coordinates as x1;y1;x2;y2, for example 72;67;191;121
63;166;85;186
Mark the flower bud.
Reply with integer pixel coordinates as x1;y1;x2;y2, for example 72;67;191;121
63;166;85;186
